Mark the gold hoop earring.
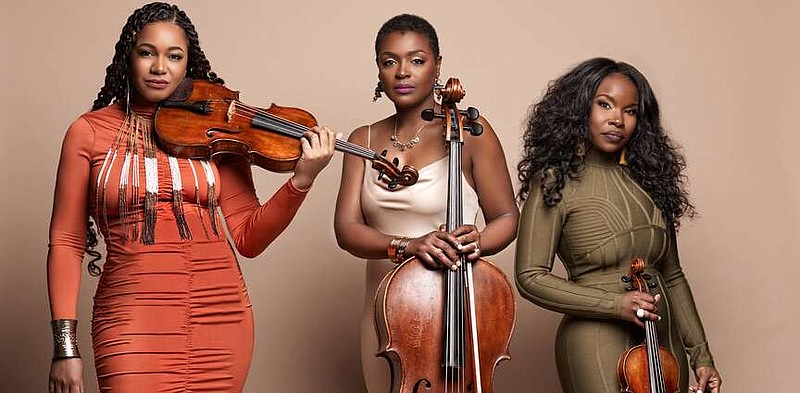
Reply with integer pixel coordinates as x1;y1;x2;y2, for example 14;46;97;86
373;81;383;102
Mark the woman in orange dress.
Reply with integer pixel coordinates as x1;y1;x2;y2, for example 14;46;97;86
46;2;338;392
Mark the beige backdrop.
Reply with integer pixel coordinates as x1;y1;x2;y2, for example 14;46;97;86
2;0;798;392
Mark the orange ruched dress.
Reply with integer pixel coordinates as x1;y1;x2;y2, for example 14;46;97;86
47;102;308;392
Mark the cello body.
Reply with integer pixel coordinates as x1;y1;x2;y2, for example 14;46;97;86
375;257;515;392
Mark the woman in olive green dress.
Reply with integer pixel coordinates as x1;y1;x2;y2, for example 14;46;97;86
515;57;722;393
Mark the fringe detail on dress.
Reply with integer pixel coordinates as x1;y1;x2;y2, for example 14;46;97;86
200;160;219;237
95;106;222;245
168;156;191;240
141;121;158;245
187;159;211;239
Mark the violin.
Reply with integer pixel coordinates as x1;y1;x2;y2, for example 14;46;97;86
374;78;515;392
153;79;418;189
617;258;680;393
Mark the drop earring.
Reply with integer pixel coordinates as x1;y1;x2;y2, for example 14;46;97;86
125;78;131;114
618;147;628;165
373;81;383;102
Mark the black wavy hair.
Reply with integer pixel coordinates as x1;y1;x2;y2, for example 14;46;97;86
85;2;223;276
517;57;695;225
375;14;440;61
91;1;223;111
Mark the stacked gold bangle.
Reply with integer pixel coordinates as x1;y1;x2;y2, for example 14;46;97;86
51;319;81;359
388;237;413;264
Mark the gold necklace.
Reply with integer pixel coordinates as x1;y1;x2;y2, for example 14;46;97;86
391;117;426;150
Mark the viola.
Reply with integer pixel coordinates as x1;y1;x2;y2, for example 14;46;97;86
374;78;515;392
153;79;418;189
617;258;680;393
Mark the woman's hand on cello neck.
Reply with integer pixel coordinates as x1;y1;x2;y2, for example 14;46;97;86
404;224;482;270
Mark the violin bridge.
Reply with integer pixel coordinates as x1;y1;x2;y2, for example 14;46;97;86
226;101;236;124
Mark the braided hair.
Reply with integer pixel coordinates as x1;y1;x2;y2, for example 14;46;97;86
517;57;695;226
85;2;223;275
91;1;223;111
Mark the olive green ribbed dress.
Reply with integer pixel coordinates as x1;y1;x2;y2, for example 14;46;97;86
515;150;714;393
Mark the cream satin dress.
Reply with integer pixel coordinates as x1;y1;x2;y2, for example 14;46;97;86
359;126;480;392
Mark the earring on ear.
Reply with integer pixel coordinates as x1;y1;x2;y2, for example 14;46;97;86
125;78;131;114
373;81;383;102
618;147;628;165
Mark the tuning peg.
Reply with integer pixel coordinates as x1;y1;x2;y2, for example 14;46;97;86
380;149;388;157
648;282;658;289
460;107;480;121
421;108;445;122
392;157;399;166
621;275;632;283
387;182;398;190
464;123;483;136
642;273;652;280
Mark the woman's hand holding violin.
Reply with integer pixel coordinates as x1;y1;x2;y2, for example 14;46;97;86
49;358;83;393
290;126;340;190
620;291;662;327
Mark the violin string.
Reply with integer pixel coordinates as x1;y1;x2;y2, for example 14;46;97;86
225;111;377;158
226;101;380;157
224;103;375;158
647;319;664;392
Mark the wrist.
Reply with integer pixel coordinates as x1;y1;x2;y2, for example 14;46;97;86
289;175;313;192
388;237;412;263
51;319;81;360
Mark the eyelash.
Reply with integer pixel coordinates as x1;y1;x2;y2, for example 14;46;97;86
136;50;183;61
597;100;638;115
381;58;425;67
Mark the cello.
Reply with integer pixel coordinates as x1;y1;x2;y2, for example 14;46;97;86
153;78;419;189
374;78;516;392
617;258;680;393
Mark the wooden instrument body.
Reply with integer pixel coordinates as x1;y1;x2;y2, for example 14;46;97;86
375;257;515;392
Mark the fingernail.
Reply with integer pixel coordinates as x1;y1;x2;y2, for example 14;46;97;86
657;316;662;321
451;265;458;271
457;244;463;250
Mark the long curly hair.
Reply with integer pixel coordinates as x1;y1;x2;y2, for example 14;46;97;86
91;1;223;111
517;57;695;225
85;2;223;276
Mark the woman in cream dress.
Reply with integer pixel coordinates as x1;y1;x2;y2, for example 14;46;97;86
334;14;518;392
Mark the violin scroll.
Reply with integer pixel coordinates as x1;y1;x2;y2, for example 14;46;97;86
374;150;419;190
